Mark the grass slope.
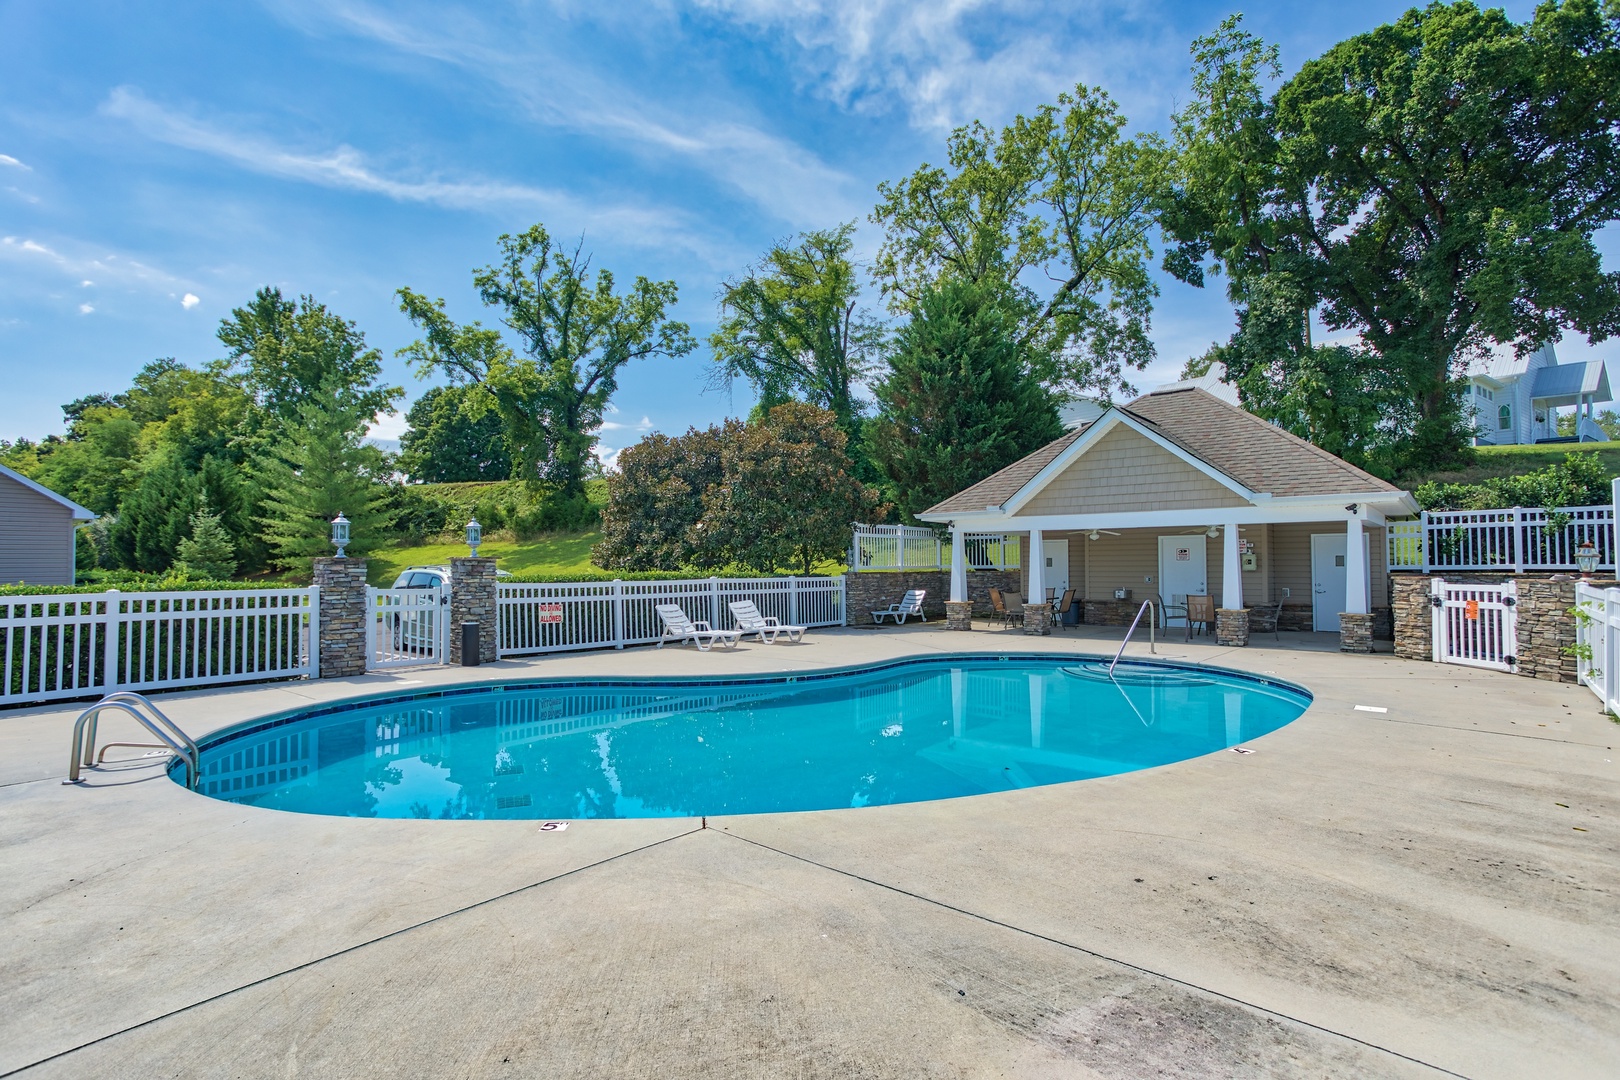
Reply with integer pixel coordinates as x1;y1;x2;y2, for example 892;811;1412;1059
364;532;601;585
1400;444;1620;488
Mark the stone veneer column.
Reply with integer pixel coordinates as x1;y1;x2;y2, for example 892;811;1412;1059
945;600;974;631
1022;603;1052;635
450;557;498;664
313;557;368;678
1339;612;1374;653
1215;608;1250;647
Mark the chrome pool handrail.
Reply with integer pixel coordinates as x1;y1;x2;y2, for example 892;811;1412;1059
67;692;200;789
1108;600;1156;676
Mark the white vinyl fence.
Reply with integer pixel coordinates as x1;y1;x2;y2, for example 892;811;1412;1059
850;524;1019;572
1574;582;1620;715
366;585;450;668
498;576;845;657
1388;505;1614;573
1;587;317;707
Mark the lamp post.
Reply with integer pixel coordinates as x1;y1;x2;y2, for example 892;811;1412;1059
466;517;482;557
1575;540;1598;580
330;513;350;558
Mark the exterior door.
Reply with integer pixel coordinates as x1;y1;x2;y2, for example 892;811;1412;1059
1157;535;1207;625
1043;539;1070;598
1310;533;1371;632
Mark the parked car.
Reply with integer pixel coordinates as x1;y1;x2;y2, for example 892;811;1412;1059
383;565;511;652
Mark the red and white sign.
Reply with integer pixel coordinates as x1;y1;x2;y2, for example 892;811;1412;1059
538;603;564;624
1175;548;1191;562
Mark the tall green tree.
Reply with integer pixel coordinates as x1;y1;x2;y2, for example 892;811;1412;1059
872;84;1170;399
1163;4;1620;472
593;423;736;572
218;288;403;424
398;225;696;495
174;501;239;581
868;280;1066;521
255;383;392;569
397;385;512;483
708;224;884;436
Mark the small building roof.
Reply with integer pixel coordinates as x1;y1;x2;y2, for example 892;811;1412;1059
1530;359;1611;407
922;388;1400;517
0;463;96;520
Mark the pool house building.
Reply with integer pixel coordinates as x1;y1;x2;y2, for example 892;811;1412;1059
916;388;1421;650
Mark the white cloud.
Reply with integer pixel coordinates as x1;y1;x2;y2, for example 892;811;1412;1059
100;85;713;252
78;303;94;314
0;154;29;170
1;234;194;294
596;414;653;433
368;408;409;440
80;279;93;287
264;1;864;227
181;292;200;309
4;186;40;205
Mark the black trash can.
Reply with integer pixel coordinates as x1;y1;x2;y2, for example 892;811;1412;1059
461;621;481;666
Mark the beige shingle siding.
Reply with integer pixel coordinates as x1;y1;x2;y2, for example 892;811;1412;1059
1271;523;1389;608
1014;425;1247;516
0;475;76;585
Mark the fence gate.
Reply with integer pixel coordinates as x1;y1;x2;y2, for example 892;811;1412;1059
1430;578;1518;672
366;585;449;669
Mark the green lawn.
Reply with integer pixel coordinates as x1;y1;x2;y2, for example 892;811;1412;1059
363;531;602;585
1400;444;1620;487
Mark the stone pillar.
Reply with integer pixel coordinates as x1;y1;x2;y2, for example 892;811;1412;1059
1339;611;1374;653
313;557;368;678
945;600;974;631
1215;608;1250;647
1022;602;1052;635
450;557;498;665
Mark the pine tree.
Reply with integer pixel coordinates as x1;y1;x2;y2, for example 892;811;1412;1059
256;383;392;569
175;501;238;581
867;280;1065;521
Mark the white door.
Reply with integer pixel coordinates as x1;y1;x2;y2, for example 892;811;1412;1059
1310;533;1371;632
1157;535;1207;625
1043;540;1070;599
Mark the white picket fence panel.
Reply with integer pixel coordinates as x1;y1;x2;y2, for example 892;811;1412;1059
366;585;450;668
1;587;317;706
1388;505;1614;573
850;524;1019;572
1430;577;1518;673
498;576;845;657
1574;582;1620;715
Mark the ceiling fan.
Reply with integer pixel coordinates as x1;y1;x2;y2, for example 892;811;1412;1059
1178;525;1247;537
1085;529;1121;540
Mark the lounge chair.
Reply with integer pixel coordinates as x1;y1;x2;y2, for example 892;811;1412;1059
872;589;927;624
728;600;806;643
655;604;742;651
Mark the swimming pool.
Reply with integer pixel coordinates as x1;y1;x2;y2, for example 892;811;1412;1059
179;655;1310;819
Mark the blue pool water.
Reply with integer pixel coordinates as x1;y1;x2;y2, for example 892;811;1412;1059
180;656;1310;819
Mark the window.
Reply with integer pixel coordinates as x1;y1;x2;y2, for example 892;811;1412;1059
1498;404;1512;430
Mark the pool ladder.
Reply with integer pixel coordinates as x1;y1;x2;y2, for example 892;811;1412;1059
65;692;200;790
1108;600;1158;675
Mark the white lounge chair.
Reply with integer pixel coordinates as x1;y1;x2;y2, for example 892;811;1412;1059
728;600;806;643
655;604;742;651
871;589;927;624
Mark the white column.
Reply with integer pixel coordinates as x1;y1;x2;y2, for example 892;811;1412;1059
1344;515;1368;615
1027;530;1045;603
950;526;967;603
1221;521;1243;609
1611;478;1620;573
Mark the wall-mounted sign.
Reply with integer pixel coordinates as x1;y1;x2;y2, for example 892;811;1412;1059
1464;599;1480;621
1175;548;1191;561
538;603;564;624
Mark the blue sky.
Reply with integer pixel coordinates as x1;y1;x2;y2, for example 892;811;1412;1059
1;0;1612;462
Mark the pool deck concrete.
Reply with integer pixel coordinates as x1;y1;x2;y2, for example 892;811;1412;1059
1;622;1615;1079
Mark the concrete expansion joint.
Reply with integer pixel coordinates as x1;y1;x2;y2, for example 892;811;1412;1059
711;828;1475;1080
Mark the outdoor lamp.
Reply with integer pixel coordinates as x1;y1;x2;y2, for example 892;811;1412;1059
466;517;482;557
331;513;350;558
1576;540;1598;579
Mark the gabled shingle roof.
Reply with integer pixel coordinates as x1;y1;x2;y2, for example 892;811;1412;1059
921;388;1398;516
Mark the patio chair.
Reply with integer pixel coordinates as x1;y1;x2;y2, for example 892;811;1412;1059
989;588;1023;628
728;600;806;644
1250;598;1284;641
1053;588;1076;630
655;604;742;651
1150;592;1187;630
872;589;928;624
1185;594;1216;640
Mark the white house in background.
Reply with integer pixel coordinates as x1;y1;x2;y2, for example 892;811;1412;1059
1058;364;1241;430
1465;341;1611;445
0;463;95;586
